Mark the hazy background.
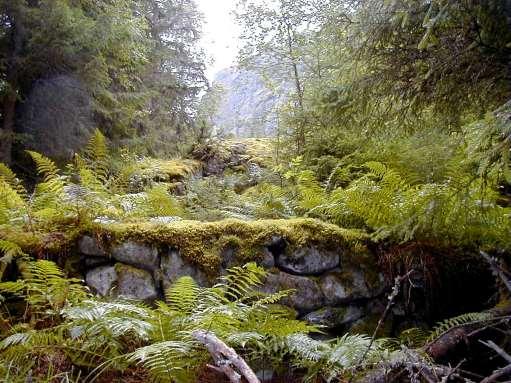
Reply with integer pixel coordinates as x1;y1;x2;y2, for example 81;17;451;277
197;0;240;80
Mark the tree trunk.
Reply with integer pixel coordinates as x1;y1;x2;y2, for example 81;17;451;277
1;5;25;165
0;90;16;164
285;22;306;152
505;0;511;86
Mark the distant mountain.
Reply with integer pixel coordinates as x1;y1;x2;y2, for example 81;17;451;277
211;67;289;137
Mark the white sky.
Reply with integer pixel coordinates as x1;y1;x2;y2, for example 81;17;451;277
196;0;240;81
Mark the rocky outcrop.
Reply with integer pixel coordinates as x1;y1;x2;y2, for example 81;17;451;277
210;67;290;138
77;228;389;334
19;75;94;161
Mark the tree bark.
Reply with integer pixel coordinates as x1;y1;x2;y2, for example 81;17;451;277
192;330;260;383
1;5;25;165
284;21;306;152
1;89;16;165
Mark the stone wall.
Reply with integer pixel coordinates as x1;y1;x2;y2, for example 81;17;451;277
77;234;390;334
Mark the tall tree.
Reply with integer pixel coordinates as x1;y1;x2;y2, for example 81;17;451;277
0;0;149;164
347;0;511;126
137;0;207;155
235;0;347;151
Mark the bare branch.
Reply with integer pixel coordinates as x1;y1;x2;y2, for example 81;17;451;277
192;330;260;383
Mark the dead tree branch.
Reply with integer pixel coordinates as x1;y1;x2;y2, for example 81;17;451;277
192;329;260;383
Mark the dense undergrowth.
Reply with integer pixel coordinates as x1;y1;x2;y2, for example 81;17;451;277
0;110;510;381
2;0;511;381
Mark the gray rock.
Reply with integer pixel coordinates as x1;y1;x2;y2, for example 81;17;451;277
276;246;339;275
115;264;158;301
220;246;237;270
320;268;386;306
86;266;117;296
161;249;209;288
261;272;324;312
111;241;159;271
78;236;106;257
303;306;364;329
260;248;275;268
19;75;94;161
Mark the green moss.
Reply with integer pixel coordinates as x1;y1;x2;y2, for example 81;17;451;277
223;138;275;167
115;263;148;278
128;158;201;183
92;218;367;273
0;225;81;256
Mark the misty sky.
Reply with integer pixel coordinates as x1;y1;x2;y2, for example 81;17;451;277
197;0;240;81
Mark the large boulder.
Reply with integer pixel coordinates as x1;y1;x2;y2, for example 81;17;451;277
115;264;158;301
78;236;107;257
320;268;386;306
276;246;339;275
85;266;117;296
261;272;324;312
160;249;209;288
19;75;95;161
85;264;158;301
111;241;159;271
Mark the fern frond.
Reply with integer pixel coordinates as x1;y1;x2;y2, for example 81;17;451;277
127;340;200;382
84;129;110;183
218;262;267;301
26;151;60;183
0;163;27;198
165;276;199;314
428;312;493;341
63;300;151;322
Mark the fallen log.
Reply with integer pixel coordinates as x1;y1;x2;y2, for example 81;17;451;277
192;329;261;383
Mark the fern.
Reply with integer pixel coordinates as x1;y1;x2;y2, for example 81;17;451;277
0;163;27;199
0;260;88;320
127;340;199;383
217;262;267;301
165;276;199;314
26;151;61;184
84;129;110;183
0;240;27;280
427;312;493;342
